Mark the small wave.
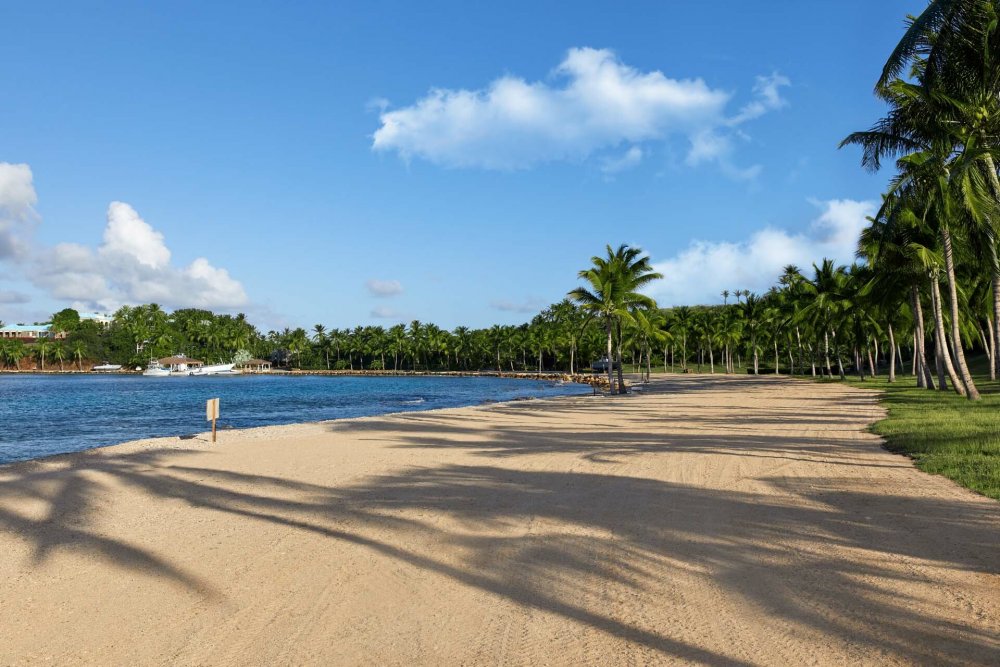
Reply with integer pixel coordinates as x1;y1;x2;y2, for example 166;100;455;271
400;398;426;405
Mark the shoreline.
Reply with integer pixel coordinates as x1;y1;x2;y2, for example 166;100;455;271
0;374;600;471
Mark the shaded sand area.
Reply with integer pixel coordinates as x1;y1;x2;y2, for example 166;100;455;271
0;376;997;665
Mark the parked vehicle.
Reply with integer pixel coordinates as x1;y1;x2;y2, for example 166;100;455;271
590;357;621;372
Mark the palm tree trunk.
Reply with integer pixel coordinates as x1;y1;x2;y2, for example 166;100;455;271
930;273;963;394
615;322;626;394
888;324;896;383
824;330;832;376
941;227;980;400
795;326;803;375
982;156;1000;382
872;336;879;376
911;285;934;389
832;329;845;380
773;339;779;375
987;319;996;382
605;320;614;392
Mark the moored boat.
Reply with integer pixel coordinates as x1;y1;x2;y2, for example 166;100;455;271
92;363;122;372
190;363;241;376
142;360;171;377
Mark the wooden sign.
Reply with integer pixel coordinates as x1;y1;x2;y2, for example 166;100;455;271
206;398;220;442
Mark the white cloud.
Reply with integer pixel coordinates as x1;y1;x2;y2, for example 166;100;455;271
374;48;738;170
365;278;403;297
684;73;788;180
370;305;402;319
601;146;643;174
727;72;790;125
0;163;38;260
490;297;545;314
101;201;171;268
29;201;248;311
649;198;876;306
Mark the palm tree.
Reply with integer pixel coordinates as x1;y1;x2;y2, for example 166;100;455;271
313;324;329;369
34;339;53;371
71;341;87;371
7;340;26;370
487;325;506;372
388;324;407;371
52;342;67;371
797;260;849;379
740;294;765;374
670;306;694;371
842;2;998;399
569;244;662;393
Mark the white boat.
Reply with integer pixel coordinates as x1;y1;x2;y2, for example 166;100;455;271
190;363;241;376
142;361;171;377
92;363;122;372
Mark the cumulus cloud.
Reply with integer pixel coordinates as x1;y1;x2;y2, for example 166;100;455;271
0;163;38;260
365;278;403;297
648;199;876;306
29;201;247;311
374;47;789;174
490;297;545;314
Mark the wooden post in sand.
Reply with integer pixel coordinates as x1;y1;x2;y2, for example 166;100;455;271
206;398;220;443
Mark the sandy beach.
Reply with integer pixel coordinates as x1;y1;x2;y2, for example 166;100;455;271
0;375;997;665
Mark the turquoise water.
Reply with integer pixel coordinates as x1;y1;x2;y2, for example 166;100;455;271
0;374;588;465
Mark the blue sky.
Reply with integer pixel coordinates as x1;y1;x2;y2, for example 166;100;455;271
0;1;914;330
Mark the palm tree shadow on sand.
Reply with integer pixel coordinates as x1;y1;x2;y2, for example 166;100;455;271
1;411;998;665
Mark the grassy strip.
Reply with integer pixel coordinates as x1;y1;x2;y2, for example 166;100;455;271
831;357;1000;501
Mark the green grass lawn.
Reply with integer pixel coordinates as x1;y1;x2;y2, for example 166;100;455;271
832;356;1000;501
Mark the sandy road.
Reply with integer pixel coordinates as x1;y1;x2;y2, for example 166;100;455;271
0;374;997;665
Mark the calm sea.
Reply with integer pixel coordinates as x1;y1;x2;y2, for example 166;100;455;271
0;374;588;465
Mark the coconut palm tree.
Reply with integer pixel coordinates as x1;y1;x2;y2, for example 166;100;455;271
313;324;329;369
71;341;87;371
569;244;662;394
6;340;26;370
34;338;53;371
842;2;999;399
52;341;67;371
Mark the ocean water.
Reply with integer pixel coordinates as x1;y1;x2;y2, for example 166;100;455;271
0;374;589;465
